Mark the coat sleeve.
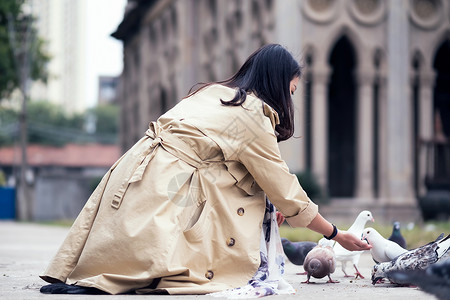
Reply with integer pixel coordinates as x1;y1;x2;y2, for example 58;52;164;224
234;107;319;228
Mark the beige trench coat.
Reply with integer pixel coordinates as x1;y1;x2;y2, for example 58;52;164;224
40;84;318;294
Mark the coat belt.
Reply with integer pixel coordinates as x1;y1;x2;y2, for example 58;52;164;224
144;122;206;170
111;122;210;210
110;121;260;210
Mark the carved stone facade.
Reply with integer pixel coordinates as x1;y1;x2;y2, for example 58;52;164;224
113;0;450;222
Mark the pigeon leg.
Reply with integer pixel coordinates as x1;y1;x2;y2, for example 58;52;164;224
353;264;365;279
327;275;340;283
342;268;353;278
296;271;308;275
301;275;313;284
341;261;353;277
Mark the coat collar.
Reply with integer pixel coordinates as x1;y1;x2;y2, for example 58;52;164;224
262;102;280;130
205;84;280;130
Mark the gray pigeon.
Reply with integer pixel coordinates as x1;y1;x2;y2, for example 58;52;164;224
386;259;450;300
388;221;407;249
372;234;450;285
281;238;317;266
302;240;338;284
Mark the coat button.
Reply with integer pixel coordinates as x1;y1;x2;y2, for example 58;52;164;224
205;270;214;280
237;207;244;216
227;237;235;247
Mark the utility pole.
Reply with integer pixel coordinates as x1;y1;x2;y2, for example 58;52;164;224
7;4;35;221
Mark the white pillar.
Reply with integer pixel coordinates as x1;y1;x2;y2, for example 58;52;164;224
177;0;200;97
275;0;304;172
356;72;374;199
418;70;435;196
378;75;389;200
386;0;414;202
311;67;330;189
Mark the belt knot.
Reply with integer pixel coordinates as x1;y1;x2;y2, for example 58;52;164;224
151;137;162;148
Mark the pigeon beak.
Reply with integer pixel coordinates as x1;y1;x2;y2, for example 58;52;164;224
371;217;375;222
371;276;381;285
361;234;369;244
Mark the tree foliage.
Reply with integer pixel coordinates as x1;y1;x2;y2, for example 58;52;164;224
0;105;17;145
0;0;50;100
87;104;119;136
0;101;119;146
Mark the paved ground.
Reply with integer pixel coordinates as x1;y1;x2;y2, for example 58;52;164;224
0;221;437;300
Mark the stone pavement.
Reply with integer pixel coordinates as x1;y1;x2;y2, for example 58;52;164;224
0;221;437;300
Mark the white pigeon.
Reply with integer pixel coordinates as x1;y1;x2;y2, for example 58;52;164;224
333;210;374;278
372;234;450;285
362;227;408;263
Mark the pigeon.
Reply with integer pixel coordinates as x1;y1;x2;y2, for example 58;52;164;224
386;258;450;300
388;221;407;249
281;238;317;266
371;234;450;285
361;227;408;263
333;210;374;278
302;239;338;284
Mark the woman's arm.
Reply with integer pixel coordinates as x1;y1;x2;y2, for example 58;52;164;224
306;213;372;251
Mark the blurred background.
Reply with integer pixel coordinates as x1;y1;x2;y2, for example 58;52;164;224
0;0;449;235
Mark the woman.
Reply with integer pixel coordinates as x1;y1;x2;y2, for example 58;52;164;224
40;44;370;295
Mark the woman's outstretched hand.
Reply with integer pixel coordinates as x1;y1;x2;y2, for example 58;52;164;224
334;230;372;251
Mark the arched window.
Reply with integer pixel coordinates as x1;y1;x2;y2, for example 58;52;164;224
431;39;450;187
304;51;314;172
327;35;357;197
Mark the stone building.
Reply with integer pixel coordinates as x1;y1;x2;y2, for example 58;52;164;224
112;0;450;222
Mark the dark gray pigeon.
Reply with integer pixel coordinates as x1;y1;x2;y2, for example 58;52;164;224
388;221;407;249
302;240;338;284
386;259;450;300
281;238;317;266
372;234;450;285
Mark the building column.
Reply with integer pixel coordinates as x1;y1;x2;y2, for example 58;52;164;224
311;67;330;190
274;0;304;172
177;0;200;97
356;72;374;199
418;70;435;196
386;0;414;203
378;75;389;200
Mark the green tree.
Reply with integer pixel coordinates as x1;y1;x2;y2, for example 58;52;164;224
0;105;17;145
87;104;119;144
26;101;85;146
0;101;119;147
0;0;50;100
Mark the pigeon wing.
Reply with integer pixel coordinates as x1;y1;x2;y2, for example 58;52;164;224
384;240;407;261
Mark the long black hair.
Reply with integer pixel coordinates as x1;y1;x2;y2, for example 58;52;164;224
189;44;302;142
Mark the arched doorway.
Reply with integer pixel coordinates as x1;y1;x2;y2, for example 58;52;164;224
432;39;450;186
327;36;357;197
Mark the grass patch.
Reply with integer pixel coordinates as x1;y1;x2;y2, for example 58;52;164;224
33;220;75;227
280;221;450;249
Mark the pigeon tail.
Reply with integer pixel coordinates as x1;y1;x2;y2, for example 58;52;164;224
436;234;450;259
308;258;324;277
